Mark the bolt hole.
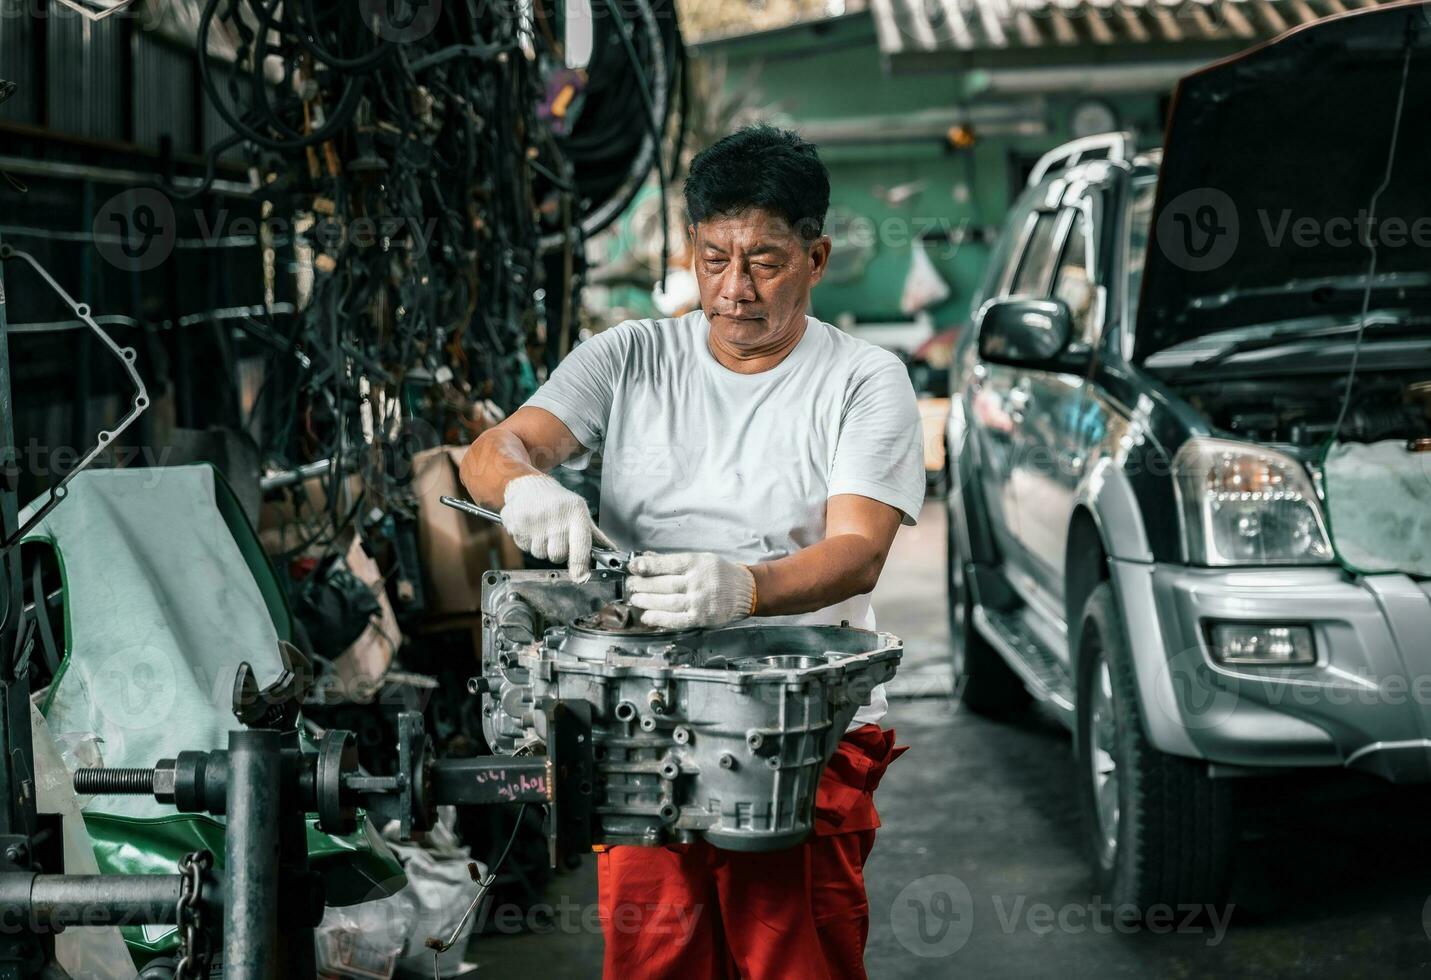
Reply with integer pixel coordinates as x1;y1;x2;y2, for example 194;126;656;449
76;304;90;317
614;702;636;722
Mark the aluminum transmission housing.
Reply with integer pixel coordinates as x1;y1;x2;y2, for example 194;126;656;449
480;570;902;851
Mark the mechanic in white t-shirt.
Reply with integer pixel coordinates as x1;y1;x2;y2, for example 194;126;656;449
461;126;924;980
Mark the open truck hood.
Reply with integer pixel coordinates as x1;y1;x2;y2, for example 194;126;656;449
1135;2;1431;362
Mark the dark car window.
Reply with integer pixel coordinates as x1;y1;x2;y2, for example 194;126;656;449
1010;211;1060;296
971;185;1043;319
1053;210;1097;344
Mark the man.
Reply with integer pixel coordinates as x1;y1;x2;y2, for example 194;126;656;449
461;126;923;979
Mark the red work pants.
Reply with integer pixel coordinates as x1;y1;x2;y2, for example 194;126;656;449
597;725;906;980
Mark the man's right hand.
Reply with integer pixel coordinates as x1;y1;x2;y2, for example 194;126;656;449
500;473;614;582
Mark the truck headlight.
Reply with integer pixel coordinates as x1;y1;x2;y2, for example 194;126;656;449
1172;438;1333;566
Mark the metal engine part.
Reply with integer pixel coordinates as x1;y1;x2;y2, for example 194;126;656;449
480;570;902;851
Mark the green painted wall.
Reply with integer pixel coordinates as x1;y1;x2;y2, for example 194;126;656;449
665;12;1170;328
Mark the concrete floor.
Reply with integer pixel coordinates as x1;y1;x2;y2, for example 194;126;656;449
468;502;1431;978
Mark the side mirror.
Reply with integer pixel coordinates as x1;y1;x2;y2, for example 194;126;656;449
976;297;1075;369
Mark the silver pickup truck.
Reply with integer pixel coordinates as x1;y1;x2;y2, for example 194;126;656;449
944;2;1431;914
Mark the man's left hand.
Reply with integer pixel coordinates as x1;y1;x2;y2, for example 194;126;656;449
626;552;756;630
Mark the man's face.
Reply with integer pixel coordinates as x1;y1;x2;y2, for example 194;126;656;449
691;209;832;356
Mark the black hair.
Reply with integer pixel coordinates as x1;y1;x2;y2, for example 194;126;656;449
684;125;831;242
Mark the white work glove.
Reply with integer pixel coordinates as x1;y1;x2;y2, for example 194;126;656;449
500;474;614;583
626;552;756;630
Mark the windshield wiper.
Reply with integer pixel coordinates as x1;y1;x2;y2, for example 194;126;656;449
1193;316;1430;369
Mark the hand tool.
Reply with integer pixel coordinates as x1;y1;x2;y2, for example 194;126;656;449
439;495;634;573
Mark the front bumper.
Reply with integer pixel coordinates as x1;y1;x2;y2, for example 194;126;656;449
1110;559;1431;782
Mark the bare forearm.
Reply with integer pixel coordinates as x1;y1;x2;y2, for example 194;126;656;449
459;408;590;509
459;428;543;509
747;534;887;618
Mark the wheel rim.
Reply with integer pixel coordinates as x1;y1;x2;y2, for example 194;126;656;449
1088;650;1120;869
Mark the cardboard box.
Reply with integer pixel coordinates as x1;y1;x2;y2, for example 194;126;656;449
413;446;524;617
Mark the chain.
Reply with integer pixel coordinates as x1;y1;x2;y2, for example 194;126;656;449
174;850;214;980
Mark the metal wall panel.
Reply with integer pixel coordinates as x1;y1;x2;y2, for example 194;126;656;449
45;1;126;140
201;63;242;161
0;8;41;125
132;29;195;152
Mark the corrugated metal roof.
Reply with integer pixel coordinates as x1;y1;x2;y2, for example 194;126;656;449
871;0;1396;65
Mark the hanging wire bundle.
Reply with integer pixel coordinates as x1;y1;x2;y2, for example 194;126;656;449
182;0;684;561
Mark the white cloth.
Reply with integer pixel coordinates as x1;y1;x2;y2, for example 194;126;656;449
525;310;925;727
21;466;284;818
1323;440;1431;577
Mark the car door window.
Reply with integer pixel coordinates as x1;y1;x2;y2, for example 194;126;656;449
1009;211;1060;296
1052;210;1097;344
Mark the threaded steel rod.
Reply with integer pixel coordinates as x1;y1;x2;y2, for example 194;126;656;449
73;767;156;795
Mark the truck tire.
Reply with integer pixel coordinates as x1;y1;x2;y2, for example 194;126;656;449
1074;581;1233;915
946;516;1030;716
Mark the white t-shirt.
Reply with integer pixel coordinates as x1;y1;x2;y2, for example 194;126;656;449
525;309;926;727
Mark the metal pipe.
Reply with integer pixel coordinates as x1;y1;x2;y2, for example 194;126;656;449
971;61;1209;95
0;873;185;931
794;101;1046;145
260;456;350;492
0;154;254;197
223;729;281;980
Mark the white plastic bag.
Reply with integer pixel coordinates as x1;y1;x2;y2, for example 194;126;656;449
32;705;134;980
387;810;486;978
315;895;416;980
900;244;951;316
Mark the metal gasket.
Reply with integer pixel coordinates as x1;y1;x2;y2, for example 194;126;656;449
1;245;150;553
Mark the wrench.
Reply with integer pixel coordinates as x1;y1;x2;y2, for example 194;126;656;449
438;496;634;573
